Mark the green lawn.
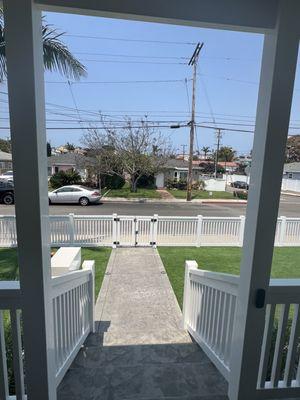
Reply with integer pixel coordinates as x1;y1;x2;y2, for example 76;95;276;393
105;183;161;199
0;247;111;299
158;247;300;308
167;189;235;200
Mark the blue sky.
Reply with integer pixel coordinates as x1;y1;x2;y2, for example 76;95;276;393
1;11;300;155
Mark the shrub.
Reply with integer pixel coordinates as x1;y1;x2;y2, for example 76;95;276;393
49;170;82;189
166;178;205;191
80;180;98;189
234;190;248;200
104;174;125;190
166;179;187;190
136;174;156;189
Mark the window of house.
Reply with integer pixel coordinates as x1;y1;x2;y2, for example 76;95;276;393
174;171;178;178
288;173;293;179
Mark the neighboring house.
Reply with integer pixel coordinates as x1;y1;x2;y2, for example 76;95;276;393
48;153;88;179
283;162;300;179
155;159;204;189
218;161;239;173
0;150;13;174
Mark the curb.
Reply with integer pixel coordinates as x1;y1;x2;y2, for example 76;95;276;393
281;191;300;198
102;197;247;205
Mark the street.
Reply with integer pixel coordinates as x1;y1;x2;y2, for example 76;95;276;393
0;194;300;217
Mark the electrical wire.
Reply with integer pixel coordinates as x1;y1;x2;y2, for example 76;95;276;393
64;34;197;46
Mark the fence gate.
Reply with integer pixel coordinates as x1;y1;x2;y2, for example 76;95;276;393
114;216;156;247
135;216;155;246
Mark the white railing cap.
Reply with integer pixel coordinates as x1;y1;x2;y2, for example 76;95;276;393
190;268;239;286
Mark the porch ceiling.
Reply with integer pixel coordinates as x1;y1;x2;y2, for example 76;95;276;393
35;0;280;33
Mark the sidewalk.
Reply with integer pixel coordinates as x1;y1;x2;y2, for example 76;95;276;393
58;248;227;400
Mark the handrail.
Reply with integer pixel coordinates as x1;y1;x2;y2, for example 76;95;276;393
183;261;300;396
0;281;21;309
0;266;95;397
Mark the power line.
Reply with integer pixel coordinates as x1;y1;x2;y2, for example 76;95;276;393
64;34;197;45
72;51;258;62
198;73;258;85
73;52;189;60
45;79;188;84
78;58;186;65
0;124;256;132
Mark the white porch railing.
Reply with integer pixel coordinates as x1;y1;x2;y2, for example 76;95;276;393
0;262;94;399
0;214;299;248
183;261;300;399
182;261;238;381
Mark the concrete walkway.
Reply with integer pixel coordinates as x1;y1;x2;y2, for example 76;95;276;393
58;248;228;400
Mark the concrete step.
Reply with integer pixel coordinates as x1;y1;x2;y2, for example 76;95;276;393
58;351;227;400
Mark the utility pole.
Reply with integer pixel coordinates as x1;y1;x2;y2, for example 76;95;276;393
214;128;222;178
187;42;204;201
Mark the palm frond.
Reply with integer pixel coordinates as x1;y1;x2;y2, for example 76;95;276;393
42;24;86;80
0;9;86;82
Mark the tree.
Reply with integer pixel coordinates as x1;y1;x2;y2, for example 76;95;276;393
0;138;11;153
0;9;86;81
106;119;171;192
201;146;210;159
81;129;117;191
199;162;224;175
65;142;75;152
82;119;171;192
286;135;300;163
215;146;236;162
47;142;52;157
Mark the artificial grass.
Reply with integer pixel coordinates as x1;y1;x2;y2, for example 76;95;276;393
81;247;111;299
158;246;300;309
105;183;161;199
167;189;235;200
0;247;111;299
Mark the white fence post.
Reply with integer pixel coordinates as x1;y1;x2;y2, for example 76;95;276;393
182;260;198;329
112;213;118;248
279;216;287;246
152;214;158;248
196;215;203;247
239;216;245;247
82;260;95;333
69;213;75;245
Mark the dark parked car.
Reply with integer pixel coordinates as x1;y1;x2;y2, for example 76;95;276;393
0;180;14;205
231;181;249;190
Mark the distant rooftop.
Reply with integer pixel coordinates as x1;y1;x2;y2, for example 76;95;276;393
48;152;87;166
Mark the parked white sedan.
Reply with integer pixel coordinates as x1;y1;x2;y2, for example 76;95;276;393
49;185;101;206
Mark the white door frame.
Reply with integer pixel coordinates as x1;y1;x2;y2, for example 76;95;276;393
4;1;300;399
4;0;56;398
229;2;300;399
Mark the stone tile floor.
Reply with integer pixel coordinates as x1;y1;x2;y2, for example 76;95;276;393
57;248;228;400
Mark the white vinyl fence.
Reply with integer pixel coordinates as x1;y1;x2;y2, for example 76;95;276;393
282;178;300;193
183;261;300;399
0;214;299;248
0;264;95;399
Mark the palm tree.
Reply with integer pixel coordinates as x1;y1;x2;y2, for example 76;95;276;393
0;9;86;82
201;146;210;159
